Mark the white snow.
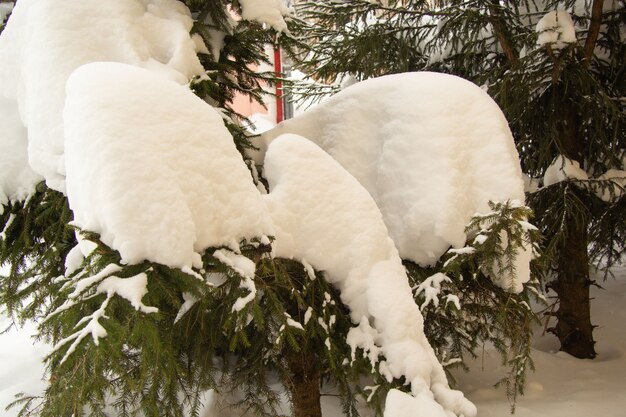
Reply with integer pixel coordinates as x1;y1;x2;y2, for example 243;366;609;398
543;155;589;186
175;292;199;323
213;249;258;312
0;318;48;417
239;0;292;33
260;72;526;268
0;97;42;211
64;244;86;277
414;273;451;311
536;10;577;50
263;134;476;417
7;265;624;417
523;173;541;193
542;156;625;202
64;62;271;269
0;3;11;23
456;265;626;417
594;169;626;202
0;0;206;193
48;267;158;364
492;230;533;294
97;272;159;314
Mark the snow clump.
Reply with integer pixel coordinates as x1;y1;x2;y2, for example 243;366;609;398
263;134;477;417
239;0;292;33
543;155;589;186
536;10;577;50
260;72;527;270
64;62;271;269
0;0;207;194
594;169;626;202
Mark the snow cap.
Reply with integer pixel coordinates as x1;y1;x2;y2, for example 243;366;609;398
536;10;577;50
261;72;526;267
64;62;271;268
0;0;207;194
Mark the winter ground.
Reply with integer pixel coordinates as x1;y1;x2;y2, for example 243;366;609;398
1;265;625;417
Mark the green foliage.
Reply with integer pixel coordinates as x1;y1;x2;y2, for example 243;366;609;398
0;1;348;416
1;185;75;322
290;0;625;371
405;201;542;410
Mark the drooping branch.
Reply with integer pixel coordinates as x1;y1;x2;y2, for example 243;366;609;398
583;0;605;65
487;1;518;64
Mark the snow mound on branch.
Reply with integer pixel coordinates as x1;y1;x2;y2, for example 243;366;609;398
260;72;525;268
543;155;589;186
64;62;271;268
0;0;206;193
595;169;626;202
0;97;42;212
536;10;577;50
239;0;292;33
263;134;477;417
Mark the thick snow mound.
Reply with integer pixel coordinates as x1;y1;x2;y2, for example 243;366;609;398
536;10;577;50
0;97;42;211
260;72;525;267
263;134;476;417
0;0;206;193
64;62;271;268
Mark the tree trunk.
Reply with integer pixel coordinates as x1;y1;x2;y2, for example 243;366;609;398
285;351;322;417
551;220;596;358
550;101;596;359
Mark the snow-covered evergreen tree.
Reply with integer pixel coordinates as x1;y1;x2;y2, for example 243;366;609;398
0;1;364;416
0;1;519;417
292;0;625;363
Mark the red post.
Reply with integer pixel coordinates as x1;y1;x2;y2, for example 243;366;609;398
273;47;283;123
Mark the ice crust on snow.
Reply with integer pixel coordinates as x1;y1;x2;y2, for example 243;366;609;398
0;0;206;193
263;134;476;417
536;10;577;50
260;72;526;268
64;62;271;268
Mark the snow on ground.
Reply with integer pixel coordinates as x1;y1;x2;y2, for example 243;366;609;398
0;318;48;416
457;265;626;417
3;265;625;416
